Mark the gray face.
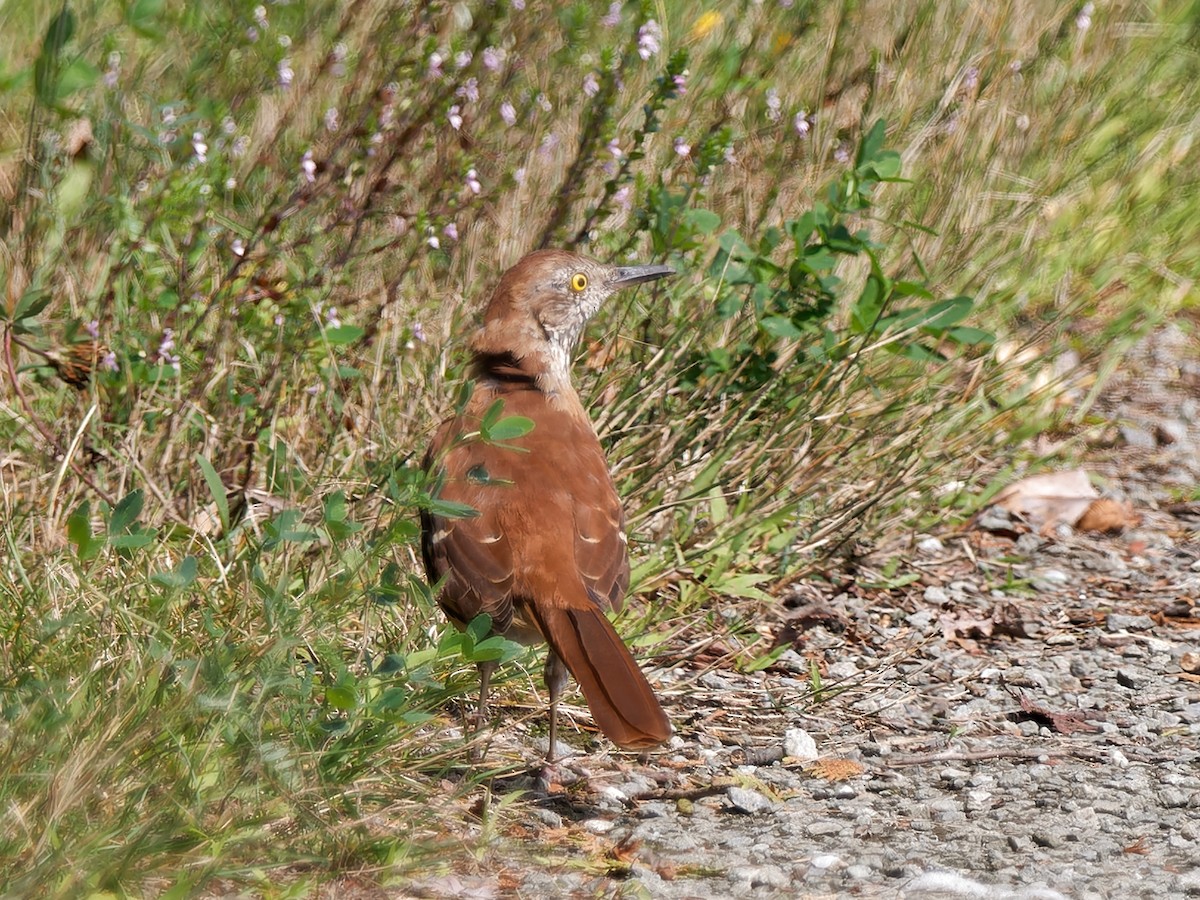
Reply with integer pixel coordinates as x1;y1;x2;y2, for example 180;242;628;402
534;259;675;357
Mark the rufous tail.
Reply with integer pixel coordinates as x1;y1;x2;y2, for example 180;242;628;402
536;604;671;749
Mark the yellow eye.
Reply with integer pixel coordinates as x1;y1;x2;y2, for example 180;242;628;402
569;272;589;292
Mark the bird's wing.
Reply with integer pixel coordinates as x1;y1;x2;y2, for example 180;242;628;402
572;487;631;613
421;419;517;633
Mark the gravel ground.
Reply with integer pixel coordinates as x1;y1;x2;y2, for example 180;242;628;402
406;328;1200;900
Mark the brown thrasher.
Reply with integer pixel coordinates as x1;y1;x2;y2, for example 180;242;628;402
420;249;674;760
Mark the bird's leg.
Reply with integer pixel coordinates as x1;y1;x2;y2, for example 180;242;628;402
477;659;496;722
536;652;588;790
467;660;498;762
543;651;569;764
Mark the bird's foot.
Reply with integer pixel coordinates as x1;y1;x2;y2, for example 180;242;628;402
535;756;589;793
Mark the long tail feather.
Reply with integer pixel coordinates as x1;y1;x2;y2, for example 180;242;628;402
535;605;670;749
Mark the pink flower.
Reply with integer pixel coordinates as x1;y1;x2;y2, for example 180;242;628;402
637;20;661;59
456;77;479;103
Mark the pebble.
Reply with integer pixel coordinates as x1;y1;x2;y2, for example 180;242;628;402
528;808;563;829
923;586;949;604
727;786;773;815
729;864;790;889
908;609;936;630
806;820;842;837
1107;613;1155;632
917;536;945;554
1159;789;1192;809
785;727;819;761
1120;424;1156;448
976;507;1014;531
1117;668;1147;689
1156;420;1189;445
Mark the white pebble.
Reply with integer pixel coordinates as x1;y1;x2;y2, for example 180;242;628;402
785;727;819;761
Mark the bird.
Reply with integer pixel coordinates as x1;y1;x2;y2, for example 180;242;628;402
420;248;674;761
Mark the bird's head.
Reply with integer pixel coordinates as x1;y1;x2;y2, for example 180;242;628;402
472;249;674;385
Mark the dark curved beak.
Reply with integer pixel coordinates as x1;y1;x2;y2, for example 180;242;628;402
609;263;675;288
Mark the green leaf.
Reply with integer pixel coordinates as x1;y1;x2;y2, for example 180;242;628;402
946;326;995;346
743;643;789;673
33;7;76;107
323;490;362;539
325;683;357;711
11;286;50;323
856;118;888;169
684;207;721;234
128;0;165;37
759;316;803;339
892;280;935;300
465;614;493;645
194;454;230;533
850;273;888;334
803;245;837;271
109;489;145;534
151;555;198;589
55;57;97;99
920;296;974;331
55;159;93;222
67;501;103;560
480;398;505;432
867;151;902;180
323;324;364;345
427;498;479;519
470;634;522;663
485;415;535;442
324;490;348;524
109;531;156;550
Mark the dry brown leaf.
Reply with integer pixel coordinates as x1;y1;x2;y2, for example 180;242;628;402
1077;498;1141;533
939;610;995;645
1015;694;1100;735
990;468;1098;531
807;758;865;781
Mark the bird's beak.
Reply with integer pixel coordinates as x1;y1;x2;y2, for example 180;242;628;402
609;263;675;288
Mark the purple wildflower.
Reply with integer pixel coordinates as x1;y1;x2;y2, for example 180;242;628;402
637;19;661;60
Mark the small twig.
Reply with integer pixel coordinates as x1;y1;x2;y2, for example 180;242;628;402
651;776;739;803
729;745;786;767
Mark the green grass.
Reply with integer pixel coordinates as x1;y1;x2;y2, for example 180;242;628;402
1;0;1197;893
